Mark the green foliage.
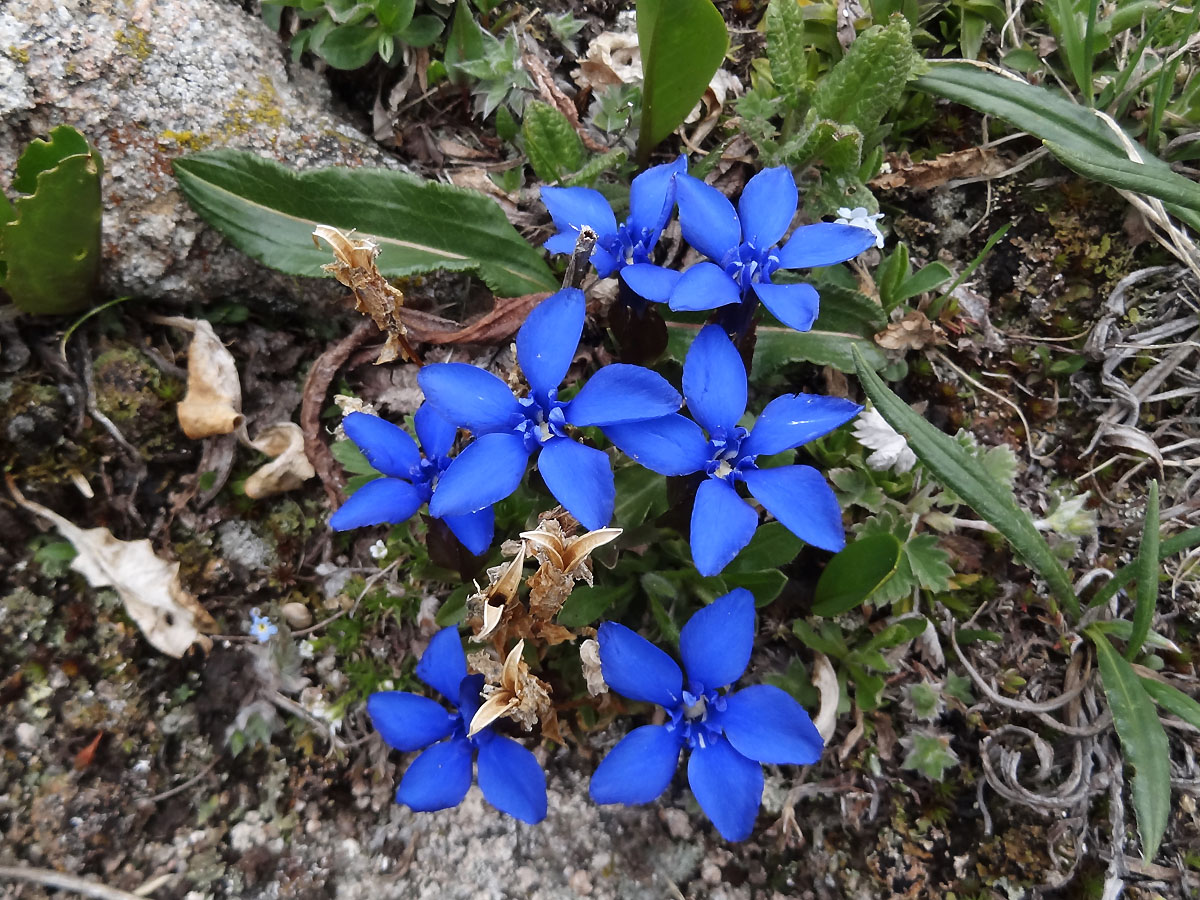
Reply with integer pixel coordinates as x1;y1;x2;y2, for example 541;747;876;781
522;102;586;184
875;241;953;313
452;27;537;119
812;532;903;615
901;731;960;780
635;0;729;164
173;149;557;297
264;0;447;69
857;513;954;605
794;616;927;710
766;0;809;113
1126;480;1159;660
0;125;104;315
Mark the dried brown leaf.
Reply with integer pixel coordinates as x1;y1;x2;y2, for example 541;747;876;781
244;422;316;499
875;309;943;351
870;148;1008;191
175;318;243;439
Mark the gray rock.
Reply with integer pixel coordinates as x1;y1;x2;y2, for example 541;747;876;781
0;0;399;304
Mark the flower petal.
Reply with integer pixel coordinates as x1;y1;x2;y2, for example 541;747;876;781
441;506;494;557
517;288;585;399
329;478;423;530
418;363;520;433
690;478;758;577
540;186;619;242
742;464;845;552
416;626;468;700
621;263;681;303
629;155;688;238
543;231;579;256
721;684;824;765
742;394;863;457
737;166;797;249
590;725;683;805
343;412;420;478
476;733;548;824
776;222;877;269
680;588;755;690
367;691;456;751
683;325;747;434
591;244;620;278
428;432;531;518
687;735;763;841
752;281;820;333
566;364;682;427
668;262;743;312
414;403;457;459
604;414;709;476
597;621;683;707
676;174;742;263
395;737;474;812
537;437;614;531
456;673;486;724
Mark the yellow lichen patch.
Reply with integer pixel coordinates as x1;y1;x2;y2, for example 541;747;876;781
8;45;30;64
219;76;287;140
158;130;212;152
114;25;153;62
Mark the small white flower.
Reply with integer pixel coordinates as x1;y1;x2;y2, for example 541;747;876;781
835;206;886;249
368;539;388;560
298;639;316;659
852;407;917;473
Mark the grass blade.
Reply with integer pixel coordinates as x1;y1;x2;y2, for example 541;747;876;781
1125;480;1159;660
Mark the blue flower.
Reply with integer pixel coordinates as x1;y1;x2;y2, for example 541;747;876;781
540;156;687;278
329;404;493;556
604;325;860;575
418;287;682;530
622;167;877;333
248;607;277;643
591;589;823;841
368;627;548;824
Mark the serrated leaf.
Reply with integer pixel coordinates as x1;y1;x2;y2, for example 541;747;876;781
905;534;953;593
853;347;1079;619
522;101;585;184
901;732;959;780
915;63;1200;230
1;125;104;315
173;150;557;297
564;148;629;188
810;17;921;141
813;532;903;615
766;0;809;110
828;467;888;512
636;0;729;164
1090;630;1170;861
330;440;380;477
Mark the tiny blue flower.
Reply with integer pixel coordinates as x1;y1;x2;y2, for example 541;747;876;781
248;608;277;643
368;627;548;823
622;167;877;334
591;589;823;841
418;287;682;530
604;325;861;575
329;404;494;556
540;156;687;277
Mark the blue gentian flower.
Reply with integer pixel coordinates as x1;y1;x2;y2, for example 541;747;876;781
329;405;493;556
418;287;682;530
368;627;548;824
622;167;877;333
604;325;860;575
591;589;823;841
540;156;687;277
248;607;277;643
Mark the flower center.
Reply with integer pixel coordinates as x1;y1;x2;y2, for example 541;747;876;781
612;222;656;267
723;242;780;295
703;426;756;484
515;394;569;452
668;685;727;750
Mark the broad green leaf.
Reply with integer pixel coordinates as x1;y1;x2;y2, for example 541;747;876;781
754;323;889;374
1126;480;1159;660
1090;630;1171;861
864;615;927;651
1;125;104;315
766;0;809;110
1141;677;1200;732
726;521;803;573
723;568;788;605
522;101;585;184
915;63;1200;230
810;17;921;140
905;534;954;593
783;119;863;173
398;15;444;48
636;0;729;164
173;150;557;297
813;532;903;615
558;583;627;627
375;0;416;34
614;465;667;528
435;584;470;626
330;440;379;476
445;0;485;85
318;24;381;69
853;346;1079;619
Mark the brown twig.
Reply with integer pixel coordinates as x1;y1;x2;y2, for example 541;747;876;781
0;866;165;900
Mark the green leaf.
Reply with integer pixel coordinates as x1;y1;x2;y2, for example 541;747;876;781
1089;527;1200;610
1141;677;1200;732
915;63;1200;230
522;101;585;184
905;534;954;593
558;583;626;627
375;0;415;34
810;17;921;140
172;150;557;297
564;148;629;188
864;615;927;651
1;125;104;315
636;0;729;164
330;440;379;476
1089;630;1170;861
813;532;903;615
793;619;849;658
445;0;485;85
901;732;960;780
726;521;803;573
894;261;953;302
853;347;1079;619
614;464;667;528
1126;480;1160;660
398;15;444;48
722;568;789;605
318;23;381;69
766;0;809;110
435;584;470;626
753;323;890;374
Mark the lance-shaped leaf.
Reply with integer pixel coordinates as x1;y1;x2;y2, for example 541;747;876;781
173;150;558;297
852;346;1079;618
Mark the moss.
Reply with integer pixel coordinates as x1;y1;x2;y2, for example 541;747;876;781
114;25;153;62
91;345;182;457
